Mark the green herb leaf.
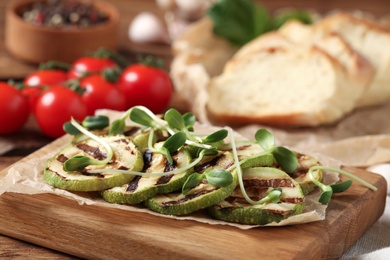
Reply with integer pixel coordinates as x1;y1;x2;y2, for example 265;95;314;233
208;0;272;46
63;121;81;135
82;115;109;130
330;180;353;193
267;188;283;203
63;156;93;171
202;129;228;144
204;168;233;187
130;107;156;127
318;187;333;204
255;128;274;151
164;108;185;130
162;132;187;153
272;10;312;30
183;112;196;130
109;119;126;135
198;148;219;157
273;146;298;173
182;173;205;195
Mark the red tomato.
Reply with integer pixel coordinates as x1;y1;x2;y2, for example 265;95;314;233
117;65;173;113
0;82;30;134
80;74;127;115
34;86;88;138
68;57;117;79
21;86;45;113
24;70;67;86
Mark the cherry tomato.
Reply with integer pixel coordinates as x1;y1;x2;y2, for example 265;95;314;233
80;74;127;115
0;82;30;134
117;64;173;113
24;69;67;86
68;57;117;79
21;86;45;113
35;86;88;138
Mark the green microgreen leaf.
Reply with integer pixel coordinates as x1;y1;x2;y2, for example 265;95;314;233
63;121;81;135
129;107;157;128
204;168;233;187
63;156;94;171
164;108;185;130
182;173;205;195
330;180;353;193
272;146;299;173
109;119;126;135
255;128;275;151
197;148;219;157
183;112;196;131
202;129;228;144
162;132;187;153
258;188;283;204
82;115;109;130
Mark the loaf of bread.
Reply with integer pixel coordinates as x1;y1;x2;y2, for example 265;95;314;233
207;46;364;127
319;13;390;107
206;13;390;126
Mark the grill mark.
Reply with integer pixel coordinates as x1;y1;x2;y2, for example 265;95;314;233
79;169;105;178
126;176;141;192
114;138;129;145
46;168;66;179
194;155;224;173
76;143;107;160
123;127;141;137
156;174;174;185
57;154;68;163
243;178;295;188
161;188;216;206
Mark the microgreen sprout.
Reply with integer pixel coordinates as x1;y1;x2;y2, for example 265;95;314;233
63;118;113;172
308;166;377;204
182;168;233;195
147;131;187;164
257;188;283;204
63;115;110;135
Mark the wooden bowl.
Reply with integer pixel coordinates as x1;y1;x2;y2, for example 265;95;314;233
5;0;120;64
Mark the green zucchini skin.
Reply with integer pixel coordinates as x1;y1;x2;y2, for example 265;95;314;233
144;152;238;216
44;135;144;192
100;147;193;205
208;167;305;225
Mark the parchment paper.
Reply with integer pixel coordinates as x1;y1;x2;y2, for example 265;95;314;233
0;110;343;229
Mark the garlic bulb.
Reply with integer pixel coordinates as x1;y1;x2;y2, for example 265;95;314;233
128;12;169;44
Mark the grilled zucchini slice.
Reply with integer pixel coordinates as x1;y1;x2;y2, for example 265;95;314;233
208;167;305;225
144;152;237;215
100;143;193;205
44;135;144;192
292;153;322;195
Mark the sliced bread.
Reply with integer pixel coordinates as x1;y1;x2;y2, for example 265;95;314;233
207;47;362;127
318;13;390;107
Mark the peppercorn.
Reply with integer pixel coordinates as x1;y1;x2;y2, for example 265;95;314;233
20;0;108;28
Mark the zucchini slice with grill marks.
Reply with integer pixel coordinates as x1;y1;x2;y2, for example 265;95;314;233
292;153;322;195
144;152;237;215
100;143;193;205
208;167;305;225
44;135;144;192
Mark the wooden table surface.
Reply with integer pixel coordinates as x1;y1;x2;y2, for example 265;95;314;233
0;0;389;258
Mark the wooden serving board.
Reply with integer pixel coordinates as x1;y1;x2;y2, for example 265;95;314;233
0;136;386;260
